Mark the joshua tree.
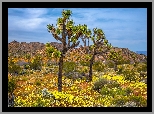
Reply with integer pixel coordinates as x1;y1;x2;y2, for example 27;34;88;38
85;28;112;82
80;26;91;54
47;10;89;92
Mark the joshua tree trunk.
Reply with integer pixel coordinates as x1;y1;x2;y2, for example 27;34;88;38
58;54;63;92
88;38;89;47
88;54;95;82
113;61;118;72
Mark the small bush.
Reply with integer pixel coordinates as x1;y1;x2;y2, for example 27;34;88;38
30;55;42;70
8;77;17;94
78;66;89;74
123;69;137;82
92;78;111;92
117;65;125;74
106;61;115;68
35;80;41;86
24;64;30;69
136;63;147;72
124;87;133;96
113;96;128;107
106;81;121;89
100;87;111;96
100;87;132;98
93;62;105;72
129;96;147;107
19;69;28;75
79;61;90;67
63;61;77;74
8;59;22;75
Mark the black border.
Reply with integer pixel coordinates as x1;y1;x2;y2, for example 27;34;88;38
2;2;152;112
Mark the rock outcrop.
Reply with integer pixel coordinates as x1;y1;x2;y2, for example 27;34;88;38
8;40;147;63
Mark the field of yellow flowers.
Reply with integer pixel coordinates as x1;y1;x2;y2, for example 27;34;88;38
8;54;147;107
8;70;147;107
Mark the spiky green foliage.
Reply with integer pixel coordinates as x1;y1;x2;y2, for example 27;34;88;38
83;27;112;82
47;10;90;92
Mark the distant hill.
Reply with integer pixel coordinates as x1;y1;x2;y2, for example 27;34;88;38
8;40;147;63
136;51;147;56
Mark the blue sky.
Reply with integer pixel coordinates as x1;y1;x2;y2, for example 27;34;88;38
8;8;147;52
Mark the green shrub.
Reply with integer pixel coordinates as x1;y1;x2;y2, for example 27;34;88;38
123;69;137;82
129;96;147;107
92;78;111;92
93;61;105;72
93;77;121;93
117;65;125;74
112;96;128;107
136;63;147;72
79;61;90;67
63;61;77;74
100;87;132;98
100;87;111;96
106;81;121;89
122;59;131;64
124;87;133;96
19;69;28;75
8;77;17;94
8;59;22;75
106;61;115;68
25;54;31;62
78;66;89;74
24;64;30;69
30;55;42;70
35;80;41;86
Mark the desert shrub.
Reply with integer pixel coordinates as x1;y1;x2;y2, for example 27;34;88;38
93;61;105;72
24;64;30;69
116;65;125;74
124;87;133;96
100;87;132;98
100;87;111;96
19;69;28;75
35;79;41;86
136;63;147;72
106;61;115;68
92;78;111;92
25;54;31;62
78;66;89;74
112;96;128;107
8;59;22;76
21;77;28;81
129;95;147;107
63;61;77;74
123;68;137;82
106;81;121;89
29;55;42;70
79;60;90;67
93;77;121;93
33;97;46;107
8;77;17;94
122;59;131;64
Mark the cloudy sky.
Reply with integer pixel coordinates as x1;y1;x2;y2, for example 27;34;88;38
8;8;147;52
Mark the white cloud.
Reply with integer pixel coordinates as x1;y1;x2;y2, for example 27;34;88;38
8;8;147;51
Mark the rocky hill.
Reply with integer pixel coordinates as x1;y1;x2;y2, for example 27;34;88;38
8;40;147;63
